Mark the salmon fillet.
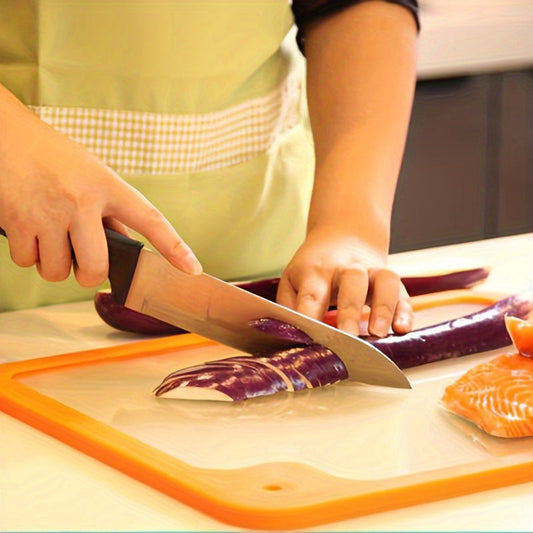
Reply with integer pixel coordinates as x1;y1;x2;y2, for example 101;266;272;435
505;315;533;357
441;353;533;438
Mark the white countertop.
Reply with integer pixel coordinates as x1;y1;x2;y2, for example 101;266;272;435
1;233;533;532
417;1;533;78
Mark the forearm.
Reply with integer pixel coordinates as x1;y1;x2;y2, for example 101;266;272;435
304;0;418;254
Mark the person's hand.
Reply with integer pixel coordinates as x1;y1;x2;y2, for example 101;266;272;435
279;1;418;338
276;226;413;337
0;87;202;287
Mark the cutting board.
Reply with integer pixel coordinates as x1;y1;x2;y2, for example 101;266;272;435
1;290;533;530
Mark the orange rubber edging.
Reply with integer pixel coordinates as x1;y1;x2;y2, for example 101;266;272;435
2;289;532;530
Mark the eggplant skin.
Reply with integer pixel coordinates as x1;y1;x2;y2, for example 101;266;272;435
235;277;280;302
154;345;347;401
154;359;290;401
400;267;490;297
246;294;533;372
94;267;489;335
369;292;533;369
94;291;186;335
248;317;313;345
236;267;490;301
95;288;533;374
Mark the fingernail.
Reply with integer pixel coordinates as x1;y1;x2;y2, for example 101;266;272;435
184;254;203;275
175;248;202;275
394;314;412;333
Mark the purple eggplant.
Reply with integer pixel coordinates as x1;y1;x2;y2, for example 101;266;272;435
94;267;490;336
252;294;533;369
154;293;533;402
400;266;490;296
370;292;533;368
236;267;490;301
235;277;280;302
259;345;348;388
94;291;186;335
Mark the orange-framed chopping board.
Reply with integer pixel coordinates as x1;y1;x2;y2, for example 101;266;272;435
1;290;533;530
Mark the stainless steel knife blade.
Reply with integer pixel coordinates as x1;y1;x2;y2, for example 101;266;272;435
122;247;411;389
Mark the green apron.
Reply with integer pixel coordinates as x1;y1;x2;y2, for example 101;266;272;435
0;0;314;312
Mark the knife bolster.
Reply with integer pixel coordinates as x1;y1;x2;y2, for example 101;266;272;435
105;229;144;305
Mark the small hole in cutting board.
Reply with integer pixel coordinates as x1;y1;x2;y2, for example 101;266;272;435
263;484;283;491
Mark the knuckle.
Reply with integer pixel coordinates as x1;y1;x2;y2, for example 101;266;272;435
298;291;321;303
143;206;167;227
39;264;71;282
296;287;328;318
374;267;400;283
373;302;396;318
296;292;324;315
297;281;330;307
339;264;367;279
337;306;363;325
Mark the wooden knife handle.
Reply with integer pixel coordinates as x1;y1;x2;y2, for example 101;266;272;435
0;225;143;305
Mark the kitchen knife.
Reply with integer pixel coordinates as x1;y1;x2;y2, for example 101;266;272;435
0;226;410;389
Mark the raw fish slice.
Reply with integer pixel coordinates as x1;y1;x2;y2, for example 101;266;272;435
505;315;533;357
441;353;533;438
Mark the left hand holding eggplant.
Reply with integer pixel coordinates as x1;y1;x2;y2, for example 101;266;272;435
295;2;418;337
276;228;413;338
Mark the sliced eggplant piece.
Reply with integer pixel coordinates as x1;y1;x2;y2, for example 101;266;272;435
258;345;347;388
226;356;298;392
248;317;313;345
154;359;289;401
154;345;347;401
